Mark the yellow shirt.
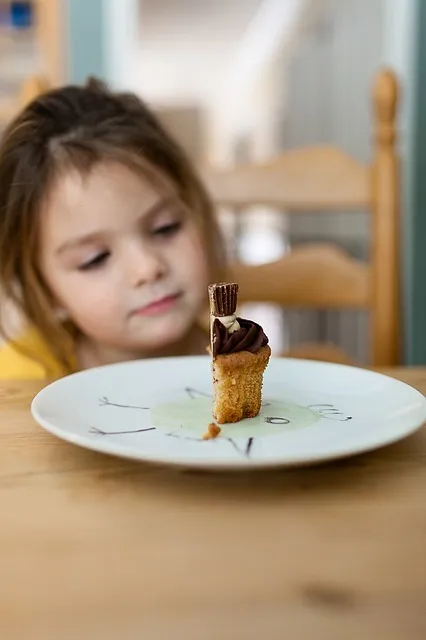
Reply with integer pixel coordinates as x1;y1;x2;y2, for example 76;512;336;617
0;323;209;380
0;329;74;380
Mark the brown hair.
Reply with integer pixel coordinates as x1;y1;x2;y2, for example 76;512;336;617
0;78;224;374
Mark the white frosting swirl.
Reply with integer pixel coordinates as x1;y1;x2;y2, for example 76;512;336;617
217;314;240;333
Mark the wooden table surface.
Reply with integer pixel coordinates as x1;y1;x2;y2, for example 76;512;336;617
0;368;426;640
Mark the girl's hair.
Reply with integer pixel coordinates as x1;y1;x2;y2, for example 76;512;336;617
0;78;224;373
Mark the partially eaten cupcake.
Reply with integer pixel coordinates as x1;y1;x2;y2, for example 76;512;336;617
208;282;271;424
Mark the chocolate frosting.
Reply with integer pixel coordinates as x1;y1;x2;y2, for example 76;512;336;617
212;317;268;358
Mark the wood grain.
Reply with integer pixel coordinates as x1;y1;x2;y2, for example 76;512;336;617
202;145;370;210
371;69;401;366
0;370;425;639
229;244;369;308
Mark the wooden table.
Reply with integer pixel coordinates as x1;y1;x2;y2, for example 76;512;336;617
0;368;426;640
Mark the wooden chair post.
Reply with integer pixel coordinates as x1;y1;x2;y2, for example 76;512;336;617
371;68;401;366
19;76;50;108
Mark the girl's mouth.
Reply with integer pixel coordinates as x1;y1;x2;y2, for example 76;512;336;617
132;293;181;317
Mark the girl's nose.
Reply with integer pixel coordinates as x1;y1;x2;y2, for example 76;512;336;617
126;242;167;286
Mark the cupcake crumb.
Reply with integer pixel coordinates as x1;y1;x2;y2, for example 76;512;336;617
203;423;221;440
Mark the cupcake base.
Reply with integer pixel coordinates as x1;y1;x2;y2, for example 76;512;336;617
212;345;271;424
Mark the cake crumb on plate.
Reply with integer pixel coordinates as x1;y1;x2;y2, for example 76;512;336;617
203;423;221;440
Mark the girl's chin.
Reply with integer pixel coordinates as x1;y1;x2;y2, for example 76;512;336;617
130;324;194;352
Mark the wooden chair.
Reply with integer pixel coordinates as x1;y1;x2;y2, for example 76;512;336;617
202;68;400;367
19;75;50;108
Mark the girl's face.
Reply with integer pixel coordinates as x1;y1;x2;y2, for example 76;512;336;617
39;161;210;356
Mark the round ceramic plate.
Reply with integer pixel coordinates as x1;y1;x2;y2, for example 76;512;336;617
31;356;426;470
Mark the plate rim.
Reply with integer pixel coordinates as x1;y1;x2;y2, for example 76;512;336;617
30;356;426;470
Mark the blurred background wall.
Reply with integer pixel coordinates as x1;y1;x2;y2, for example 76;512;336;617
0;0;424;363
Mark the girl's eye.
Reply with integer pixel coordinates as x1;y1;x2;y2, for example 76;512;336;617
78;251;110;271
152;221;182;237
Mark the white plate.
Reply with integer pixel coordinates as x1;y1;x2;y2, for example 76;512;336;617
31;356;426;470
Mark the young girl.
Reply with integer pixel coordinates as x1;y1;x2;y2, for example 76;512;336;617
0;78;224;379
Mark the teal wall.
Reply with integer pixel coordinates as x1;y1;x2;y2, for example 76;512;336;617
66;0;106;84
405;0;426;363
